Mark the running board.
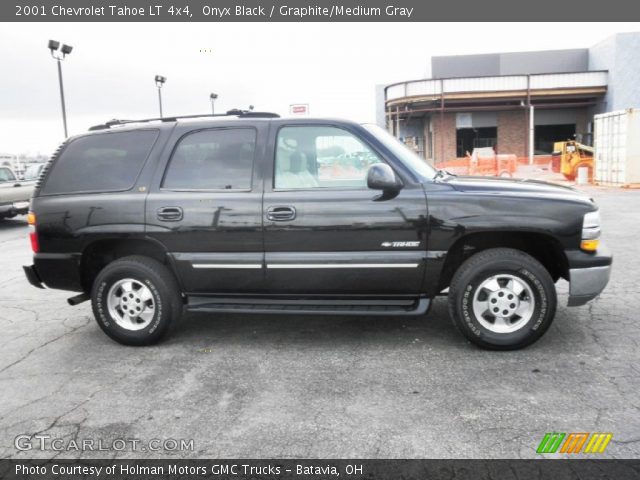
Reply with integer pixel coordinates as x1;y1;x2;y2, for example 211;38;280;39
186;295;430;316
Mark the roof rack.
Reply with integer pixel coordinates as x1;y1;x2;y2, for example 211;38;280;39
88;109;280;131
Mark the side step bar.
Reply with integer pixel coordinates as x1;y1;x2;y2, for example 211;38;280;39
186;295;430;316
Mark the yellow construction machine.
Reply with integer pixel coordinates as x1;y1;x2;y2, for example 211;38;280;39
551;140;593;181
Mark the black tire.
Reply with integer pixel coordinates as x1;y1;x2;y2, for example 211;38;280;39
91;255;183;346
448;248;557;350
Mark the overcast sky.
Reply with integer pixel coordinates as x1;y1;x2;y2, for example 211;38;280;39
1;22;638;155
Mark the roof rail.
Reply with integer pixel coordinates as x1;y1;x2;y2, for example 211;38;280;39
88;109;280;131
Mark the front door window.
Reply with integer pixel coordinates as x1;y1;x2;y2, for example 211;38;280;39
274;126;382;190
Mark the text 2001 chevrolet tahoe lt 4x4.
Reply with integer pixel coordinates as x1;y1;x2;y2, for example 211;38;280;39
23;111;612;349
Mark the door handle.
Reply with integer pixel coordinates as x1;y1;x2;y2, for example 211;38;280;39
266;206;296;221
157;206;183;222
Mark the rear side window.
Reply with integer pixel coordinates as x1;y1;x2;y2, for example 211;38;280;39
42;130;158;195
163;128;256;190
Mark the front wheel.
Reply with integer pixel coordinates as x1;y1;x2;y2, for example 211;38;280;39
448;248;557;350
91;256;183;346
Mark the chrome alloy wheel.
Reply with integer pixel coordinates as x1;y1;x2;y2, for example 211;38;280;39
472;274;535;334
107;278;155;331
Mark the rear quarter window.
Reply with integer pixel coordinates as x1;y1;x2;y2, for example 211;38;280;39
41;130;159;195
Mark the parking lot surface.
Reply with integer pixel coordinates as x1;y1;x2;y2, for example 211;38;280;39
0;185;639;459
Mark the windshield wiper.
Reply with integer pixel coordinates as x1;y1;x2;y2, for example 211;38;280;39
433;169;456;181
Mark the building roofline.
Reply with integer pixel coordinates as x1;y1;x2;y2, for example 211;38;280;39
384;70;609;93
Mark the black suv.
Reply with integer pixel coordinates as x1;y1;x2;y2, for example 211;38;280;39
23;112;612;349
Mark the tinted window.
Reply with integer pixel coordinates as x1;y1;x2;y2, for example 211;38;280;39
42;130;158;195
163;128;256;190
0;167;16;183
275;126;382;190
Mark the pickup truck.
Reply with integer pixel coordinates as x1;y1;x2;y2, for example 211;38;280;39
22;111;612;349
0;166;33;220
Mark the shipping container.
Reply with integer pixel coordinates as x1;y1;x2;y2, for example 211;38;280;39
594;109;640;187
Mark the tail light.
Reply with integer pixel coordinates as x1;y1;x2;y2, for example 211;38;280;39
28;212;39;253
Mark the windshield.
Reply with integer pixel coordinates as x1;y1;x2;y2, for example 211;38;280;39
363;124;436;181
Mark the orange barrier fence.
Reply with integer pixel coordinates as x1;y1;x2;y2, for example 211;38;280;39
436;155;552;177
516;155;553;166
436;154;518;177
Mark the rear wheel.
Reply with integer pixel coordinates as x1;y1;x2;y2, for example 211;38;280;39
91;256;182;346
448;248;557;350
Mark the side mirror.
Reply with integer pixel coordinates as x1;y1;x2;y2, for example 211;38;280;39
367;163;401;191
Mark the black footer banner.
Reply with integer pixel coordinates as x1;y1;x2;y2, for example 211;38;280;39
2;459;640;480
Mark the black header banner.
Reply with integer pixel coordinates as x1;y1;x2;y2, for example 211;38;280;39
3;0;640;22
2;459;640;480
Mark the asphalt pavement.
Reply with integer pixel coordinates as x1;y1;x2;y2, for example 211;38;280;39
0;184;639;459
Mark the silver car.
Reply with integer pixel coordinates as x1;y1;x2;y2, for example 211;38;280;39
0;166;34;219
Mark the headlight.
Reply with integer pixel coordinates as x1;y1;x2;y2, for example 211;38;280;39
581;210;601;252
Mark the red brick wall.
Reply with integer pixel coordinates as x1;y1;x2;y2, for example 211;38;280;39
497;111;528;157
432;113;457;163
433;110;534;161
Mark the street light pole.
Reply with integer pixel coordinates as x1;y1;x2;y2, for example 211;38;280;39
210;93;218;115
155;75;166;117
56;59;68;138
48;40;73;138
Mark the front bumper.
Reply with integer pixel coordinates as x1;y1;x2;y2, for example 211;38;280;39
567;244;612;306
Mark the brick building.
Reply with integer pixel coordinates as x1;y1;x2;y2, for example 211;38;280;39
380;32;640;164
